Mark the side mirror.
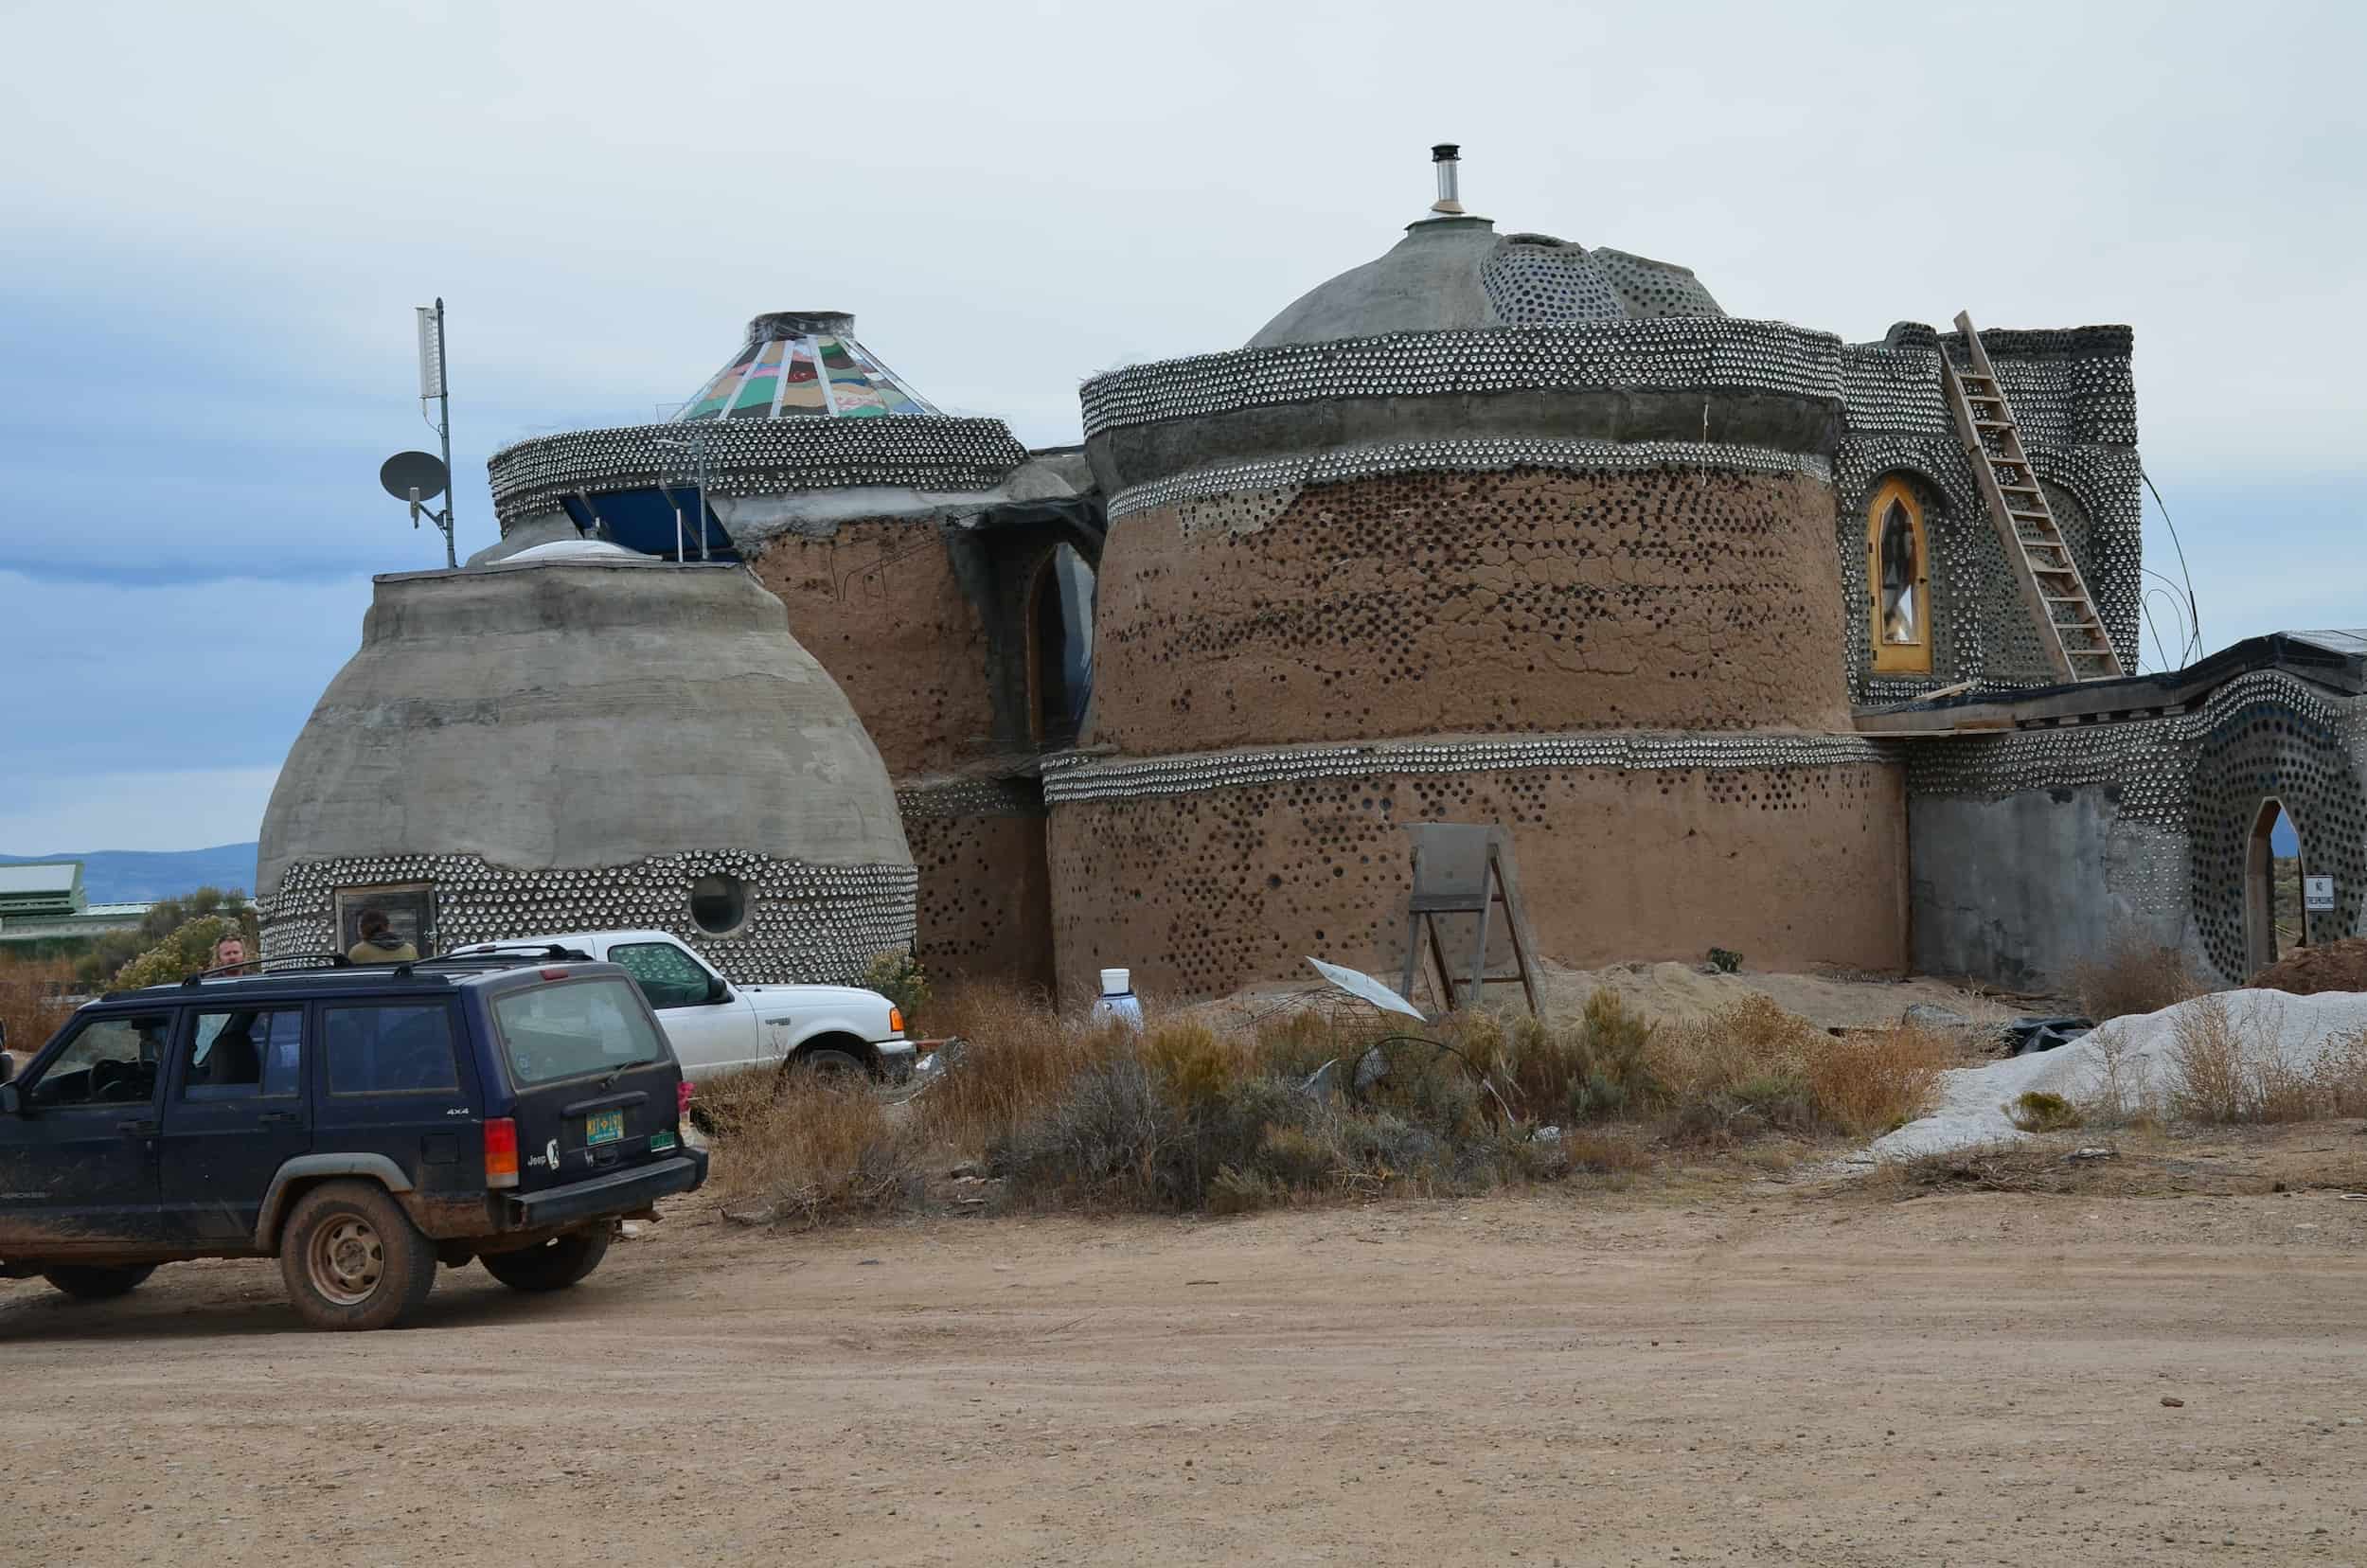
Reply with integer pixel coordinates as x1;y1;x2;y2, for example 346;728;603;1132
706;973;730;1004
0;1082;21;1115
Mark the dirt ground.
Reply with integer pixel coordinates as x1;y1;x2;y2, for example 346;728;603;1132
7;1128;2366;1567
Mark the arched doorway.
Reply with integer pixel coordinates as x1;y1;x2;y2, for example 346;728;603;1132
1026;543;1095;748
2245;798;2306;972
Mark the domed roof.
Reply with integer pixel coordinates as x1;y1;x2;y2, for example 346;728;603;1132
674;311;941;421
1246;161;1725;348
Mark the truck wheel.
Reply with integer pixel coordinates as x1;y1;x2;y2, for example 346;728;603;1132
479;1227;611;1292
41;1264;156;1300
793;1047;864;1078
278;1181;438;1330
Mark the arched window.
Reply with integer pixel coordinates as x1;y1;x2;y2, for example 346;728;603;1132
1867;477;1931;675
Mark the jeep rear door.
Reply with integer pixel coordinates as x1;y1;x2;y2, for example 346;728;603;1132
311;995;488;1222
158;1003;310;1243
483;974;685;1195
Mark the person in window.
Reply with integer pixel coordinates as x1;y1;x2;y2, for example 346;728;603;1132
209;935;252;977
347;910;418;964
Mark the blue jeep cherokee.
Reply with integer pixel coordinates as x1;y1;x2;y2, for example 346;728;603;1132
0;951;706;1330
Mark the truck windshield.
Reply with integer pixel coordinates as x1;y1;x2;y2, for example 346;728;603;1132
491;977;671;1087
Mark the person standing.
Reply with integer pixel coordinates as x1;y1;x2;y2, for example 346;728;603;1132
208;935;251;977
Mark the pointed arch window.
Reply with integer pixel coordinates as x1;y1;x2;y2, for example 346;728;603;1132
1867;477;1931;674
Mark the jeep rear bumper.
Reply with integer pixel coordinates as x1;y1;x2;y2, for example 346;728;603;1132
507;1150;708;1230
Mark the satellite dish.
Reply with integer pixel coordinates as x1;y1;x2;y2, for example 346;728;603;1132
379;450;449;503
1306;957;1426;1020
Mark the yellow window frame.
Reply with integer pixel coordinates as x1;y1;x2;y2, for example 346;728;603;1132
1867;477;1931;675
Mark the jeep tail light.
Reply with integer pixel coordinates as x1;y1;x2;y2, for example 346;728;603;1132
485;1116;520;1188
888;1006;905;1036
676;1080;695;1119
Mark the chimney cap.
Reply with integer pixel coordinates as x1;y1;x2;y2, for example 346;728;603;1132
1431;142;1460;162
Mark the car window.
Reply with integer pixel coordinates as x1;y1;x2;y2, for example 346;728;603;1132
492;977;670;1086
322;1003;460;1096
610;942;712;1010
184;1007;302;1100
27;1012;172;1110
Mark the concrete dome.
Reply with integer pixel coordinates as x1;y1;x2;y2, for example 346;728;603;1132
1247;217;1724;348
258;556;917;982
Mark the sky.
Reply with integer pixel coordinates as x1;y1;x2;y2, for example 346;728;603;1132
1;0;2361;855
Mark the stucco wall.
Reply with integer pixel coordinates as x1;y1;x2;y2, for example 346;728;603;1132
1909;788;2190;990
903;793;1056;989
1050;755;1905;997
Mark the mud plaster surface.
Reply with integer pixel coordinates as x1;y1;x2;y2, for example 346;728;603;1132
1087;466;1855;756
906;808;1056;988
1050;758;1905;998
747;521;996;780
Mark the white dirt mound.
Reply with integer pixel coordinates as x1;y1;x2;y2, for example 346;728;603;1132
1863;989;2367;1160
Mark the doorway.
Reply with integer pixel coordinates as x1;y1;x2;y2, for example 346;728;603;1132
2244;799;2306;972
1026;544;1095;748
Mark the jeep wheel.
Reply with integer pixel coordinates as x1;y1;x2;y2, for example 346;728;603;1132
42;1264;156;1301
278;1181;437;1330
479;1227;611;1292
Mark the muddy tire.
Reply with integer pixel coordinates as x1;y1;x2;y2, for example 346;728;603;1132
792;1046;865;1078
479;1227;611;1292
277;1181;437;1331
41;1264;156;1300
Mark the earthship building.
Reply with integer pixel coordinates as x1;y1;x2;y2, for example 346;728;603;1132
268;149;2365;996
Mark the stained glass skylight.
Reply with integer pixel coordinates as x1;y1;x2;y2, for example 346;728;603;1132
672;311;941;423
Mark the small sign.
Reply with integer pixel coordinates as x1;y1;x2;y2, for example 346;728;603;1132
2304;875;2336;913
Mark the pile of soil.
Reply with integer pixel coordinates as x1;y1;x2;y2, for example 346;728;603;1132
2250;935;2367;996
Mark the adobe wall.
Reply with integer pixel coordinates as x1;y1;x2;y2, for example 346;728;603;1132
1048;741;1905;997
744;520;999;780
745;522;1092;984
1087;467;1853;752
901;779;1056;989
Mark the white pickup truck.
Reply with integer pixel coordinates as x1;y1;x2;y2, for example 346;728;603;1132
447;930;914;1081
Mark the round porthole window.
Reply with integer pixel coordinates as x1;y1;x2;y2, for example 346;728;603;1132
688;873;748;935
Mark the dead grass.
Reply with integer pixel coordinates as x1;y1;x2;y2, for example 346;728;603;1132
695;985;1956;1222
1651;996;1949;1144
703;1069;923;1227
0;958;78;1066
2069;940;2205;1023
2162;993;2367;1125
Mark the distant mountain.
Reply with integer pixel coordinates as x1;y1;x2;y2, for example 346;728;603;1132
0;843;259;903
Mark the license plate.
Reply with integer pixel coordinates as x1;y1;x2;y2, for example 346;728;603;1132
585;1109;624;1147
649;1130;677;1152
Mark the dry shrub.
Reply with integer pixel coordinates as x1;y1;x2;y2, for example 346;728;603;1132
0;959;79;1066
2164;994;2367;1124
705;1070;922;1226
2070;940;2204;1022
916;980;1123;1154
2008;1090;2084;1132
2078;1026;2160;1128
1455;992;1662;1124
1806;1023;1952;1138
1653;995;1824;1143
1653;997;1945;1143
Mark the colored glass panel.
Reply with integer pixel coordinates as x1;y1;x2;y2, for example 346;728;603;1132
727;339;787;419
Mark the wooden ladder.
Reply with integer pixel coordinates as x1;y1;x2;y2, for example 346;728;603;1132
1940;311;2125;682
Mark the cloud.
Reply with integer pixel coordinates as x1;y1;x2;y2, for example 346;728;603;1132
0;0;2360;848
